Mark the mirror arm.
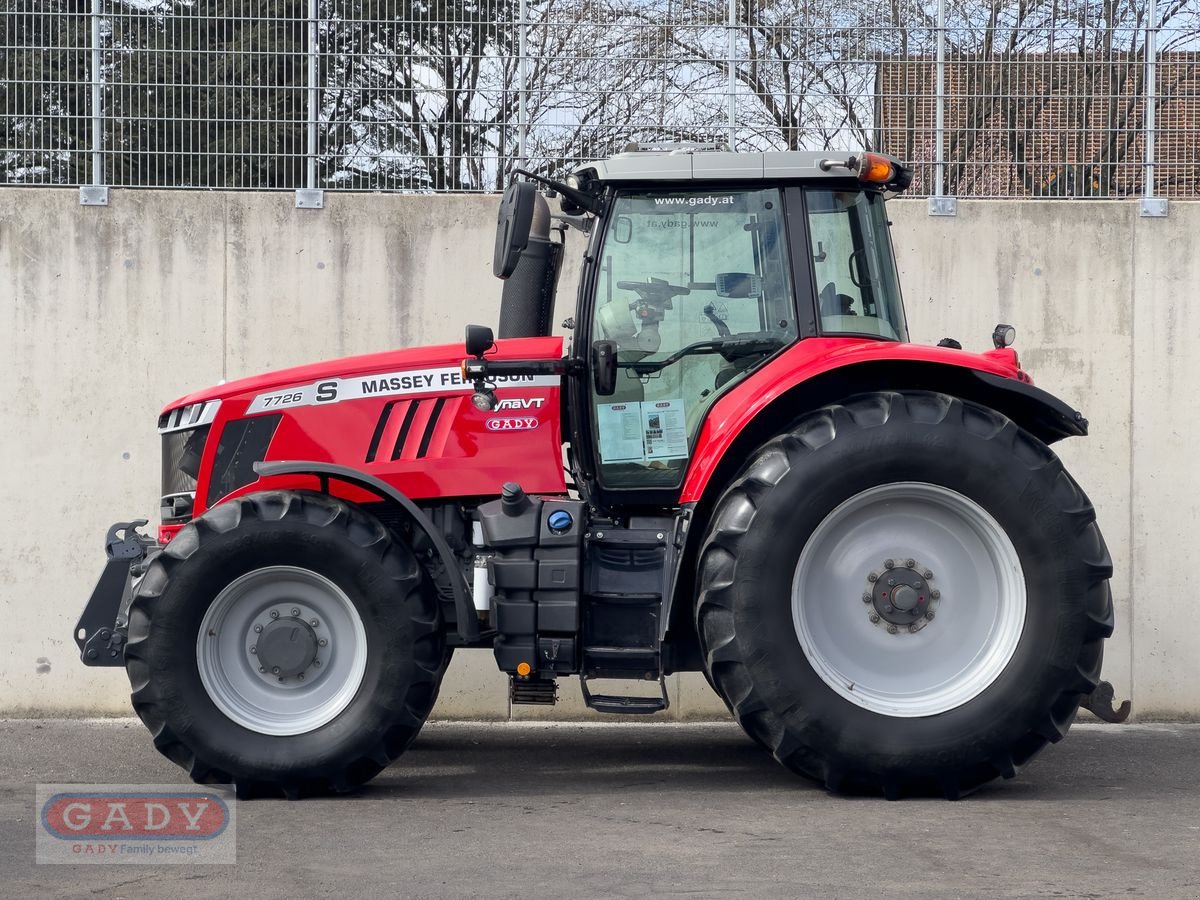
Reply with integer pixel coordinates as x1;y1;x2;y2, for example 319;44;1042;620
462;357;580;383
550;213;592;234
513;168;604;216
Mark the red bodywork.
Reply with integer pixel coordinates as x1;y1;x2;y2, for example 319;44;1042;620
161;337;567;543
161;333;1024;543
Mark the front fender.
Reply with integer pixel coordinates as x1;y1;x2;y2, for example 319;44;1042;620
254;461;478;641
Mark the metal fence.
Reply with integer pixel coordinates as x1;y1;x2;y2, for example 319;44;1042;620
2;0;1197;201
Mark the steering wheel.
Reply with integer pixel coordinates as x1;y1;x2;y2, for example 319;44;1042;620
617;279;691;306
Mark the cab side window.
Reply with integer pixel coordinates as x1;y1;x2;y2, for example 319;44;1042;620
806;189;908;342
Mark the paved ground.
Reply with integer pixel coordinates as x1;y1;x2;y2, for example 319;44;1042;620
1;720;1198;899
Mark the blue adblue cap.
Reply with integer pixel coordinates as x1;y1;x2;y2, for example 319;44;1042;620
547;510;574;535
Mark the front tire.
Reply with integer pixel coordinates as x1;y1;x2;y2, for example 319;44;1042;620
125;491;447;798
696;391;1113;798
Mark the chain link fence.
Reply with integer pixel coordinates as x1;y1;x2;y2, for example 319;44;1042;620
2;0;1197;197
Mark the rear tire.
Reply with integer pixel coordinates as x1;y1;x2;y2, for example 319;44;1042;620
125;491;447;798
695;391;1113;798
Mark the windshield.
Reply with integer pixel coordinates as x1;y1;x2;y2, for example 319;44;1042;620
806;189;908;341
590;188;797;489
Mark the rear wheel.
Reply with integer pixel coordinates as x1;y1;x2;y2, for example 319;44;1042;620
696;391;1113;798
125;491;446;798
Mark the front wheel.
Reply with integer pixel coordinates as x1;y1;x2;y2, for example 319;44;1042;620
125;491;447;798
696;391;1113;798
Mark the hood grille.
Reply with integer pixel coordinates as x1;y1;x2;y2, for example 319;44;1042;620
162;426;209;497
365;397;460;463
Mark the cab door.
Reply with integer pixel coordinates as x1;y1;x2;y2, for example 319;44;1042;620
575;186;801;504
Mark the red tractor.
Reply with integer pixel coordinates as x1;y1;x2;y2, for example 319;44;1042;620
76;146;1119;799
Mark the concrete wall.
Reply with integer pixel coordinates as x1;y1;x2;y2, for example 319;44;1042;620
0;188;1194;719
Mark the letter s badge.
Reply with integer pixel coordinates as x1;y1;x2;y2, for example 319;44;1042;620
316;381;338;403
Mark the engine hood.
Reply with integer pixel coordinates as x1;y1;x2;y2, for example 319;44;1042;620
163;336;564;413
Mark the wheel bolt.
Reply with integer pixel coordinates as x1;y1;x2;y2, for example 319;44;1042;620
297;673;304;681
862;592;872;603
931;590;941;600
318;638;327;647
272;666;280;674
291;608;300;617
884;559;895;569
909;624;920;633
310;619;319;627
923;569;933;579
868;613;880;623
253;624;263;633
887;577;895;586
905;558;915;568
313;659;321;667
270;610;279;619
250;646;257;654
867;573;878;583
887;624;898;634
926;611;936;620
259;666;266;673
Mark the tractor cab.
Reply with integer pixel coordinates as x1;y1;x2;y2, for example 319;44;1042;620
469;145;914;502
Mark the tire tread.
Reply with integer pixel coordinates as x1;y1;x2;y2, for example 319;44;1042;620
695;391;1114;798
124;490;448;799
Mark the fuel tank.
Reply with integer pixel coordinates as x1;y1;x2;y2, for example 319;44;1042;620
166;337;567;515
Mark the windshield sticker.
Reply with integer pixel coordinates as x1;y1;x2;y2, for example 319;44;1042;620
247;367;559;415
650;195;735;208
642;399;688;460
596;399;688;464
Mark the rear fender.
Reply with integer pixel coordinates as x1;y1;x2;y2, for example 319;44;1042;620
681;354;1088;506
665;354;1089;651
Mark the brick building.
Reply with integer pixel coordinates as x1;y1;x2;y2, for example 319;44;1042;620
874;53;1199;198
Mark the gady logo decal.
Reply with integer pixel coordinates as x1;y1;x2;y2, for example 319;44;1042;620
485;417;539;432
35;784;237;864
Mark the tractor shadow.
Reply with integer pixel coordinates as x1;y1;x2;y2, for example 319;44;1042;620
356;722;1191;804
369;723;804;799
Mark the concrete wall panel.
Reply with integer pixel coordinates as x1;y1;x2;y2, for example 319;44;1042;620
1130;203;1200;716
0;189;1188;720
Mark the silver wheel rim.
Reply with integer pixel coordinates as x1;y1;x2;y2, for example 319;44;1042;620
791;482;1025;718
196;566;367;736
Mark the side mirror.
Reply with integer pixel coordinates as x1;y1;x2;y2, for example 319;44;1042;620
465;324;495;358
592;340;618;396
493;181;538;279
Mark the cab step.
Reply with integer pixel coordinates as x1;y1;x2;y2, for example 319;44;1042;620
510;676;558;706
580;673;670;715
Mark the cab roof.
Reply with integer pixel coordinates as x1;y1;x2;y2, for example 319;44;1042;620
574;144;908;186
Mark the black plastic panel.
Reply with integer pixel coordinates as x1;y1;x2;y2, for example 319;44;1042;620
206;416;281;505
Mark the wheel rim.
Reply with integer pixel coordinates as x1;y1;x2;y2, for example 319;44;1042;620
196;566;367;736
791;482;1025;718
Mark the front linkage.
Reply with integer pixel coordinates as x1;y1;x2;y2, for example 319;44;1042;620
75;520;158;667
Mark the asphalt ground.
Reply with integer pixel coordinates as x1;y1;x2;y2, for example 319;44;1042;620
1;719;1197;899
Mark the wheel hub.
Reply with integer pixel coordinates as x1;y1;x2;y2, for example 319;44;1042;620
198;566;366;736
256;617;318;677
241;599;331;686
864;558;941;633
794;482;1026;717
